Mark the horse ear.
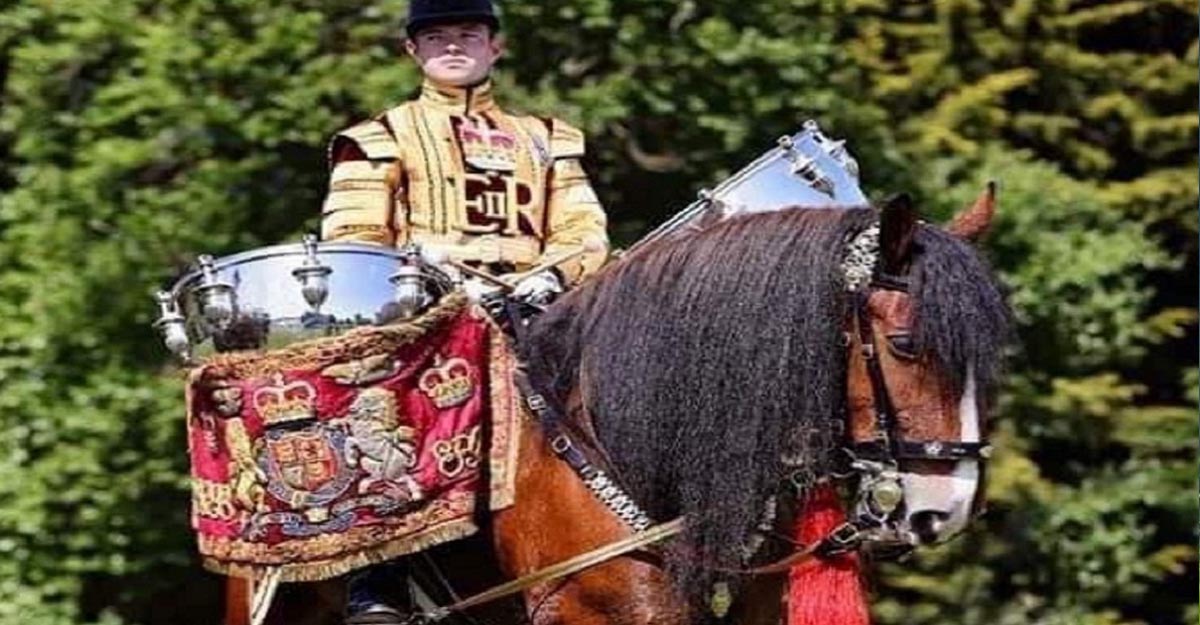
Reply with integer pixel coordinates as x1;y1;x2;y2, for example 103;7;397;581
879;192;919;274
947;181;997;241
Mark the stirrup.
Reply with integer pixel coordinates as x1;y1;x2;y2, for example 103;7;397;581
345;605;408;625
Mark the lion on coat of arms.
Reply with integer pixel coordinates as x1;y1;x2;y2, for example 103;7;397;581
341;388;424;503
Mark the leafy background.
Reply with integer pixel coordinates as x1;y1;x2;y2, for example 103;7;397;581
0;1;1195;624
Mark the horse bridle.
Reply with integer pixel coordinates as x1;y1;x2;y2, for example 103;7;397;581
832;273;992;556
848;276;994;465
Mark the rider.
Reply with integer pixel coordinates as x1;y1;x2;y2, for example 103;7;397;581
320;0;610;305
320;1;609;622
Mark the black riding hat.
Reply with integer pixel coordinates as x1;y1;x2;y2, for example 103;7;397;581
406;0;500;38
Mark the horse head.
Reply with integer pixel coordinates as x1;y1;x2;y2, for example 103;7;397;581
844;184;999;550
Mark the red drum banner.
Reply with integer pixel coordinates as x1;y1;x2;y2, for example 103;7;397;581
184;295;520;581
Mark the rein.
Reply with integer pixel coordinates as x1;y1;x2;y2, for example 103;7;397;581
415;518;686;623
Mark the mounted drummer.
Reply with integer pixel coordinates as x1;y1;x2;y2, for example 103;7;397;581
318;1;609;622
320;0;610;305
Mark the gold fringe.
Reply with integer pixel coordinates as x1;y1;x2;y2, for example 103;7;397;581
204;518;480;583
486;318;521;510
194;293;469;380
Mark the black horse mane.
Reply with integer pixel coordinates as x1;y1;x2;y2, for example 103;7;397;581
520;206;1010;603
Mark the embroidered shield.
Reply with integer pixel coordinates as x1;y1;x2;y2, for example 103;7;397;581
261;427;354;509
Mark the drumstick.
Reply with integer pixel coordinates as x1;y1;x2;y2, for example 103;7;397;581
442;259;518;291
445;243;597;291
507;246;591;282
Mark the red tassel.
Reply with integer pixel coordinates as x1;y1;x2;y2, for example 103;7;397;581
787;484;870;625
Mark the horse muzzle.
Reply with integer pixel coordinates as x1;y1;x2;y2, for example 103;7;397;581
896;463;981;544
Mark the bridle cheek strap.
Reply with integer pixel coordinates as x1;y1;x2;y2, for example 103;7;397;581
852;289;900;456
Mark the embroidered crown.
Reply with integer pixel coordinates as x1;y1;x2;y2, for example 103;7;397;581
253;374;317;426
458;123;517;171
418;357;475;409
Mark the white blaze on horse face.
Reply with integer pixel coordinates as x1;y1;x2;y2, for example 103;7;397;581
898;367;981;543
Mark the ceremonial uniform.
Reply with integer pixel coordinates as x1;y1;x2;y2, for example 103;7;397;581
331;1;606;622
321;79;610;286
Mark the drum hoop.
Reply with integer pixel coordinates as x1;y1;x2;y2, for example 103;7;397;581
170;242;403;296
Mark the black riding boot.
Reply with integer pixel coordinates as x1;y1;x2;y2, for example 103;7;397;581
345;561;413;625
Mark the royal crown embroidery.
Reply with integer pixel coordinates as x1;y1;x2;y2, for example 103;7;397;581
418;357;476;409
457;119;517;172
253;373;318;426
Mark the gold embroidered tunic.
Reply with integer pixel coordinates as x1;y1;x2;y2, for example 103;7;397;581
320;79;609;285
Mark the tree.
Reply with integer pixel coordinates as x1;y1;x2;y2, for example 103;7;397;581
836;1;1198;622
0;1;1194;624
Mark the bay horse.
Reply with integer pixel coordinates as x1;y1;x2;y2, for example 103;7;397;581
234;189;1009;625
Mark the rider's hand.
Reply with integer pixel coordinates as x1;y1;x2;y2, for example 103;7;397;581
461;278;503;302
509;270;563;305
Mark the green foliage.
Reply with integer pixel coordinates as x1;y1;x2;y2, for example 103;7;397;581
844;2;1198;622
500;0;911;242
923;149;1172;372
0;1;1194;624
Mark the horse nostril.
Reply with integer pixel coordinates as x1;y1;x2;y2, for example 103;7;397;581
909;510;949;543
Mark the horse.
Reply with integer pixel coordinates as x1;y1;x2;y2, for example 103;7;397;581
232;188;1010;625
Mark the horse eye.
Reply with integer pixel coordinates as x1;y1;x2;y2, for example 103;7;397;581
886;332;917;359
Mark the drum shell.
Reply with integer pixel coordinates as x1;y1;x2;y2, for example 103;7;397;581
170;242;408;355
633;121;869;250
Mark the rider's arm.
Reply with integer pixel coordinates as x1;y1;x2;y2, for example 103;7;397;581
541;120;610;286
320;120;402;246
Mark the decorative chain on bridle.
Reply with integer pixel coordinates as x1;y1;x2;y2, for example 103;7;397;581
840;222;881;293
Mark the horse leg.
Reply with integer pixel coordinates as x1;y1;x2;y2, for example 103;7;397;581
491;417;687;625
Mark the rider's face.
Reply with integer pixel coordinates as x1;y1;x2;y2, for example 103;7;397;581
406;22;503;88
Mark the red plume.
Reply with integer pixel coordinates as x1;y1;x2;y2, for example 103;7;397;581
787;484;870;625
